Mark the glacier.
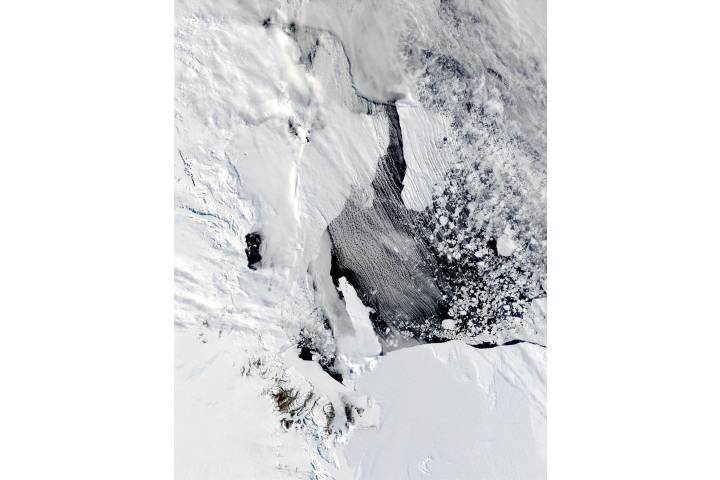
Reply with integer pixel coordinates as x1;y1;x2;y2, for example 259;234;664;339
175;0;546;478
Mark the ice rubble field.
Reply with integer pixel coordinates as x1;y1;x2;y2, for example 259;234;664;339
175;0;546;478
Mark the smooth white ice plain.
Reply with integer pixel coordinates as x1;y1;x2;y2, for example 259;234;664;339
342;341;546;480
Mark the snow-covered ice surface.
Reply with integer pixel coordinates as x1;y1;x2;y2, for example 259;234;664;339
175;0;546;478
342;341;546;480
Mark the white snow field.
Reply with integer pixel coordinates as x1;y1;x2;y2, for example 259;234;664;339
175;0;546;478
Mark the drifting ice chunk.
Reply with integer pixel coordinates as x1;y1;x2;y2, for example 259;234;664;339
441;319;456;330
497;233;517;256
335;277;381;375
